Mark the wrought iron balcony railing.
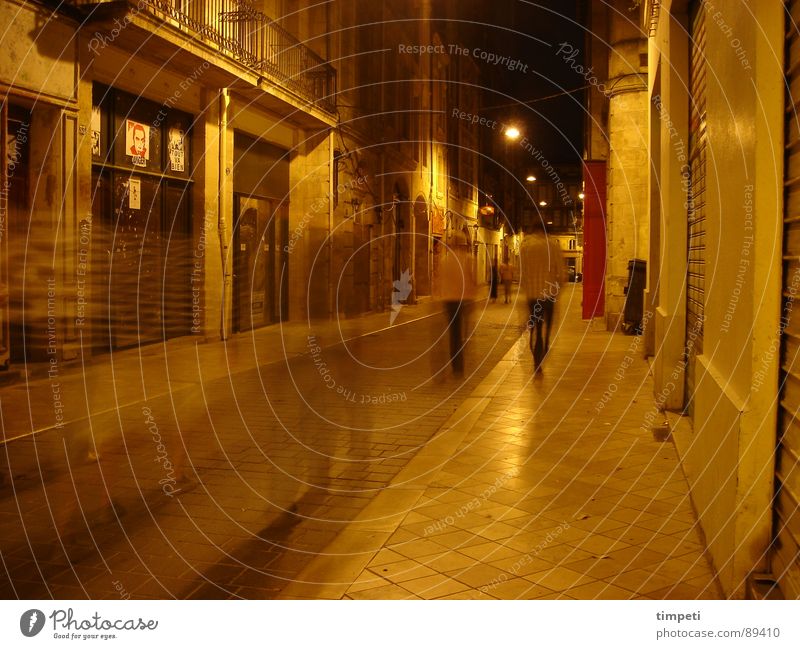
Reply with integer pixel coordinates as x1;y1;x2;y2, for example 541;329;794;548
76;0;336;113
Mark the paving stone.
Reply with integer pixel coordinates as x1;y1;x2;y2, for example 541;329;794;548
396;574;468;598
347;583;418;599
368;558;437;583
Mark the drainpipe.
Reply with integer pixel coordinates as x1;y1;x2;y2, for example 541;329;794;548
380;10;393;308
329;131;335;319
428;16;435;294
219;88;230;340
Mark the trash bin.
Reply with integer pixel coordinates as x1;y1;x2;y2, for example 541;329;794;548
623;258;646;334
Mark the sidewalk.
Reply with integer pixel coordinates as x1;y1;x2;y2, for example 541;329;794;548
0;295;451;483
0;286;529;599
280;288;723;599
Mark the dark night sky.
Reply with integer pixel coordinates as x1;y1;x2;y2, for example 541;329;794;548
435;0;586;164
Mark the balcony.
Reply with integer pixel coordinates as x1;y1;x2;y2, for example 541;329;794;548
72;0;336;114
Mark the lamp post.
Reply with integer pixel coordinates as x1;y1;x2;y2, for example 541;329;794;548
502;125;521;235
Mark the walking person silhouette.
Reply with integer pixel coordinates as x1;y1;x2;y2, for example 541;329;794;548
518;221;564;376
439;231;476;378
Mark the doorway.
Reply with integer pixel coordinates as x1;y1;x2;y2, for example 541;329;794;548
233;195;288;332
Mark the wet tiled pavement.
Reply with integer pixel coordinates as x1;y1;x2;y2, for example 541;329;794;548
0;289;528;598
279;287;723;600
0;284;721;599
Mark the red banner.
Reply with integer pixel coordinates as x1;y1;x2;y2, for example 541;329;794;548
582;161;606;320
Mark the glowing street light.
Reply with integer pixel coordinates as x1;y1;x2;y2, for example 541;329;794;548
504;126;520;140
539;200;548;207
578;192;585;200
526;175;536;182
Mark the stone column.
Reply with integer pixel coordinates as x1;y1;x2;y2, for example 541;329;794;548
200;88;227;341
604;1;649;331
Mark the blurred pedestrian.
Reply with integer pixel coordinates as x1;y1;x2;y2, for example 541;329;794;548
499;259;514;303
440;232;476;377
519;222;564;375
489;262;499;303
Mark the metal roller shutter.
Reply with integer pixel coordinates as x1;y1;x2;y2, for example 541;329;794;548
773;0;800;601
685;0;707;413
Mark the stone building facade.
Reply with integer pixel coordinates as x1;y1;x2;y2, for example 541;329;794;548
0;0;483;370
644;0;789;598
583;0;649;332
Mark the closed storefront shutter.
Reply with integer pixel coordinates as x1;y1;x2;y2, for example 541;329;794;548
685;0;708;412
774;0;800;600
91;84;194;351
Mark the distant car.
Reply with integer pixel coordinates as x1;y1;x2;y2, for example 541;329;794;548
567;267;583;283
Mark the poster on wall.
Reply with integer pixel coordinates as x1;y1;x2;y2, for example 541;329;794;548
91;106;101;157
168;127;185;172
129;178;141;210
125;119;149;167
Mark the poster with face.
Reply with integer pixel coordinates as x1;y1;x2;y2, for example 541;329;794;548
126;119;149;167
168;127;185;172
91;106;101;157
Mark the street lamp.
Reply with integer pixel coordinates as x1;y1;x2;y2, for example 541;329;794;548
526;175;536;182
479;190;495;218
504;126;520;140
